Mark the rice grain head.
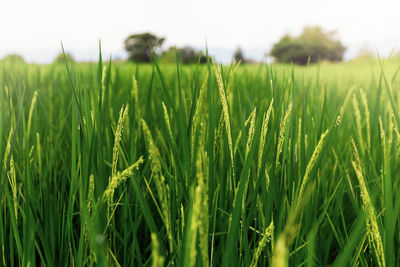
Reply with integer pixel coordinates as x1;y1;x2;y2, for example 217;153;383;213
8;156;18;222
3;127;14;169
36;133;42;178
197;146;209;267
212;62;234;172
101;65;107;104
234;130;243;157
389;113;394;146
132;75;139;110
296;129;329;210
250;221;274;267
352;94;364;150
162;101;173;139
112;105;129;178
258;99;274;176
276;102;293;167
191;73;208;159
359;88;371;148
296;117;302;161
88;174;95;214
27;91;38;137
245;107;257;159
103;156;144;205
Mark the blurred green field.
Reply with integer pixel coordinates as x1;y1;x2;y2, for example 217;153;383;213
1;56;400;266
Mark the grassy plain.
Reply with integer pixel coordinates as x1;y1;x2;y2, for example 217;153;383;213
1;55;400;266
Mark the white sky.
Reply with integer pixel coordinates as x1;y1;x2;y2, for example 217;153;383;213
0;0;399;63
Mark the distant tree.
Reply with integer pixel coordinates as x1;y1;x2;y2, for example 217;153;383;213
233;47;246;63
53;52;75;64
161;46;207;64
2;54;25;64
270;26;346;65
124;32;165;62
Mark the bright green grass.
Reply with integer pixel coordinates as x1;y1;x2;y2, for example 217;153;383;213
1;54;400;266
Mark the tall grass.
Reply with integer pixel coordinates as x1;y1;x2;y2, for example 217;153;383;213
1;55;400;266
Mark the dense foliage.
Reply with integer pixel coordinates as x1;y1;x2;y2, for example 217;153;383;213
1;55;400;266
271;26;346;65
53;52;75;64
233;47;246;63
1;54;25;64
124;32;165;62
161;46;207;64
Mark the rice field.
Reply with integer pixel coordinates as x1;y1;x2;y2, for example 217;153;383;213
1;54;400;266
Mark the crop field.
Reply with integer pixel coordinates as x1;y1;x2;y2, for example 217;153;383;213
1;55;400;266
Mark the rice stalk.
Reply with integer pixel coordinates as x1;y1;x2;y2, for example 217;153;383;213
188;185;202;267
197;128;209;267
351;139;385;267
271;236;288;267
272;180;314;267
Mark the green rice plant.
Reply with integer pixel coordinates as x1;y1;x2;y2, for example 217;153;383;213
2;54;400;266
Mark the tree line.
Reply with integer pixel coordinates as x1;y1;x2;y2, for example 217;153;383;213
124;26;346;65
1;26;349;65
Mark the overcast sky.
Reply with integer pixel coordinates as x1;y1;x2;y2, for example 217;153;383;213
1;0;399;63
